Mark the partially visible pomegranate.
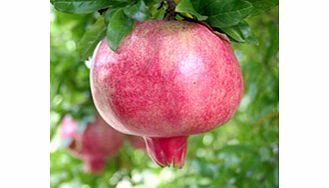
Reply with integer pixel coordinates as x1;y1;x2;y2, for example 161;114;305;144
60;114;125;174
60;115;78;139
128;136;146;150
91;20;244;167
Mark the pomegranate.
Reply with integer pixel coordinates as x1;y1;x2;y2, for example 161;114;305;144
60;114;125;173
90;20;244;167
128;136;146;150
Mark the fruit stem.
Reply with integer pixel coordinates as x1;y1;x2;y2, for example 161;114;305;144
165;0;176;21
143;136;188;168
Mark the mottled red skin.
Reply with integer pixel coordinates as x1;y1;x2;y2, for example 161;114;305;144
91;20;244;167
60;115;125;174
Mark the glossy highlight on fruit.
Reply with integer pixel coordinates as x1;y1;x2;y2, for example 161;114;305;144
60;114;125;174
91;20;244;167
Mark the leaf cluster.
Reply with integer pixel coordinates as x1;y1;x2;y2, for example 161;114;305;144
51;0;278;59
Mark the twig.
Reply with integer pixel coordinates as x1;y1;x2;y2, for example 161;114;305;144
164;0;176;20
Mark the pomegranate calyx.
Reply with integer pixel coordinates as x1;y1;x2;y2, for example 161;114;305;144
143;136;188;168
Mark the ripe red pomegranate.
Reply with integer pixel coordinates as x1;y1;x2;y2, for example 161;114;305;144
60;114;125;174
90;20;244;167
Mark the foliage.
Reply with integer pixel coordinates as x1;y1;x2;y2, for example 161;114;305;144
50;1;278;187
51;0;278;55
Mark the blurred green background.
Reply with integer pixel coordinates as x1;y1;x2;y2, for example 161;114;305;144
50;6;278;188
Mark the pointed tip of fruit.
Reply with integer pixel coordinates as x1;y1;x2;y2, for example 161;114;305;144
143;136;188;168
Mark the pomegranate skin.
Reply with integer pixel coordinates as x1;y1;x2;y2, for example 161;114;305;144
91;20;244;167
78;115;125;159
60;114;125;174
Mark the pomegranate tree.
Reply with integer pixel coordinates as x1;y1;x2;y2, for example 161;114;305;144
90;20;244;167
60;114;125;173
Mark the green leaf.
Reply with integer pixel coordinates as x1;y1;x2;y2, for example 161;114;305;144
190;0;204;12
77;16;106;61
124;0;151;21
104;8;120;24
175;0;208;21
220;20;258;44
51;0;115;14
200;0;254;28
246;0;279;16
107;8;134;51
147;1;166;19
104;0;132;22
